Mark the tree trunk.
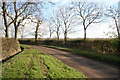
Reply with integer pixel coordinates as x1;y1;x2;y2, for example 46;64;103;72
35;21;39;44
5;27;9;37
118;29;120;55
2;2;9;37
64;32;67;45
35;31;38;44
14;18;18;39
117;28;120;39
114;18;120;39
57;32;59;40
84;29;87;41
50;33;52;38
84;29;87;48
15;27;18;39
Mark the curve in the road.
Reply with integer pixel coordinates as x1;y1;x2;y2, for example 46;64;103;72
31;45;119;79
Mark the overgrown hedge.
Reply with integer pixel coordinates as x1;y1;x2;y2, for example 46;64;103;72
0;38;21;61
19;38;119;55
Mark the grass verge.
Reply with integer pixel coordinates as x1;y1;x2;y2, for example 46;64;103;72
42;45;120;66
2;45;87;79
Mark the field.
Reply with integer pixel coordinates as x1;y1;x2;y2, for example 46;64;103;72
2;45;87;79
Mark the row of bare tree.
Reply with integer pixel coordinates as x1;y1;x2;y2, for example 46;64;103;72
46;1;120;44
0;0;43;41
0;0;120;44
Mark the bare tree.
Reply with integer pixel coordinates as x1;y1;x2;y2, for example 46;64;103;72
1;1;30;38
50;11;61;40
4;1;41;39
106;6;120;39
73;1;103;46
35;20;42;43
2;1;13;37
12;2;33;39
28;15;43;43
105;5;120;55
59;7;76;44
47;22;55;38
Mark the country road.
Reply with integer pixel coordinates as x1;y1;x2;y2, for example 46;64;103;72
31;45;119;79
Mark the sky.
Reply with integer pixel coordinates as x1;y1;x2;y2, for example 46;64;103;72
0;0;120;38
46;0;119;6
42;0;120;38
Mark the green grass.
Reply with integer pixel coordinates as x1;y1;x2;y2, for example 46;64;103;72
42;45;120;65
2;45;87;79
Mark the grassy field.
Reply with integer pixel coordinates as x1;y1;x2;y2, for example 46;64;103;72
42;45;120;65
2;45;87;79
